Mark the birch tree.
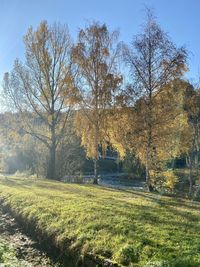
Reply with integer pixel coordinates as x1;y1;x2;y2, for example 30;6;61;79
122;11;187;190
72;22;122;184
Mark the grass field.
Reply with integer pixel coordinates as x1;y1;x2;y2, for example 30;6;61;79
0;175;199;266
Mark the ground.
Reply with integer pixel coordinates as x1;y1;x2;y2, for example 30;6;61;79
0;197;59;266
0;174;199;266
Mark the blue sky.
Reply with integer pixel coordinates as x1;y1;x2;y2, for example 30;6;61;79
0;0;200;83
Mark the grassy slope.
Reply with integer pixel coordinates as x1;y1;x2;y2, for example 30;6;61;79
0;175;199;267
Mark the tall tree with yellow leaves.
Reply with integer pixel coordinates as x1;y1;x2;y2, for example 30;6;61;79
72;22;122;184
122;11;187;190
3;21;76;179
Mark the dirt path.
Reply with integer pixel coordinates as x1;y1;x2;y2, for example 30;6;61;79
0;205;60;267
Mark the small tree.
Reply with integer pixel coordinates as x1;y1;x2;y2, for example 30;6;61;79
3;21;76;179
72;22;122;184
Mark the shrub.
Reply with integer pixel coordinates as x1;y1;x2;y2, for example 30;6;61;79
149;169;178;192
163;170;179;191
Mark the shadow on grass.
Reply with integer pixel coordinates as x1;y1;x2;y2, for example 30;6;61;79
0;176;34;188
100;185;200;210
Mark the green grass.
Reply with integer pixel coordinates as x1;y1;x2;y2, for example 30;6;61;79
0;175;200;266
0;240;28;266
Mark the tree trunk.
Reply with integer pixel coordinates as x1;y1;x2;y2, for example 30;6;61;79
145;146;150;191
195;151;199;176
93;158;98;184
93;113;99;185
47;143;56;179
188;155;193;196
145;120;153;192
47;123;56;180
171;158;175;170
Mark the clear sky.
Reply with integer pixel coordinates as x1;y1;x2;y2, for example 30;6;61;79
0;0;200;83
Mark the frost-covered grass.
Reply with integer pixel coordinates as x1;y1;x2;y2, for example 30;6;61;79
0;175;199;266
